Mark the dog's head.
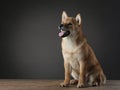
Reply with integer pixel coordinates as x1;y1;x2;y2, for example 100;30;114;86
58;11;82;38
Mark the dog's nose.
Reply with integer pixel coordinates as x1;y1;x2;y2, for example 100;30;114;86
58;24;64;29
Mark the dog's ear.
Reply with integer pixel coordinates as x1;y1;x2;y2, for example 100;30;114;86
76;14;81;25
62;11;68;22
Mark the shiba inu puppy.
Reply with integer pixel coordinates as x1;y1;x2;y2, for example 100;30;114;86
58;11;106;88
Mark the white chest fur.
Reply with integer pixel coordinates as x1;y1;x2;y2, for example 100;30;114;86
62;37;84;69
62;37;76;51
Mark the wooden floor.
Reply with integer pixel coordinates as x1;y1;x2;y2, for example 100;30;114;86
0;80;119;90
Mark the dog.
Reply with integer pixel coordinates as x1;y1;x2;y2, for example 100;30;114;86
58;11;106;88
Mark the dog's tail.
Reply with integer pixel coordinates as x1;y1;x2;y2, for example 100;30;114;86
99;71;106;85
102;73;106;84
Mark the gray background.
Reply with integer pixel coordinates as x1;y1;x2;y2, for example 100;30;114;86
0;0;120;79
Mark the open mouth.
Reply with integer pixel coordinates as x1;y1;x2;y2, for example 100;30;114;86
58;30;70;38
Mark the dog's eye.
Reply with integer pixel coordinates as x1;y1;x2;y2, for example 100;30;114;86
68;23;72;26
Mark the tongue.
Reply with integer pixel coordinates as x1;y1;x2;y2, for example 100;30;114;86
58;30;66;37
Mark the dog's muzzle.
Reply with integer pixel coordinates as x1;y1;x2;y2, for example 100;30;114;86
58;24;70;38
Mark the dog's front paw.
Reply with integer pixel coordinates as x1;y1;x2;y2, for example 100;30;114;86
60;82;69;87
77;83;85;88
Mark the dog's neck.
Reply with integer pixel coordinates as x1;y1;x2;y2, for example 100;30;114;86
62;28;86;46
62;29;86;53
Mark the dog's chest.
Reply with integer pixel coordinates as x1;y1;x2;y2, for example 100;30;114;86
62;37;84;61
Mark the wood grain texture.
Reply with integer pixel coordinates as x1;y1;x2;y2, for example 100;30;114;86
0;80;119;90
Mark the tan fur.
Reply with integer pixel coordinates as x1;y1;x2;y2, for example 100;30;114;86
60;11;106;88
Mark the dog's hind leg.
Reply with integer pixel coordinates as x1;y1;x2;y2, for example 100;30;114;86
88;73;99;87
